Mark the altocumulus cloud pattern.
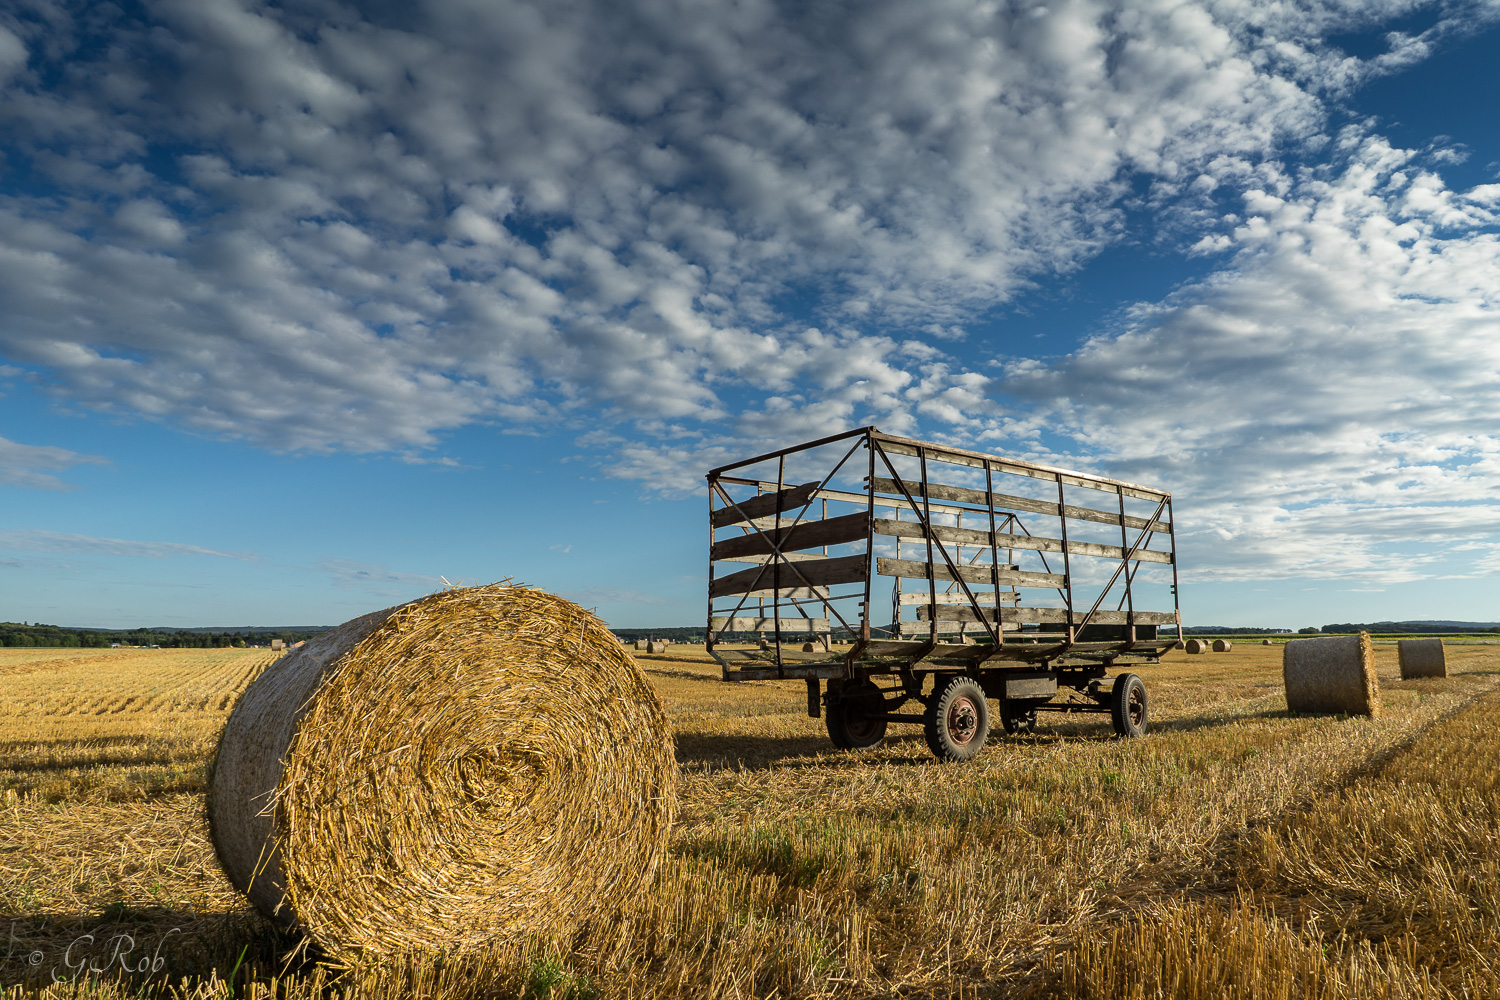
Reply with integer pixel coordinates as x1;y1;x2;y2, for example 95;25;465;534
2;0;1500;586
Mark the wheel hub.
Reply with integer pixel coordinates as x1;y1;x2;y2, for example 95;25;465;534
947;696;979;746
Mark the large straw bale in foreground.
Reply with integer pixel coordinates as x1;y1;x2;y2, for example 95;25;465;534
1282;632;1380;717
209;584;676;960
1398;637;1447;679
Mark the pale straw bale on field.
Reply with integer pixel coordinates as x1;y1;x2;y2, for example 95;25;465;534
209;583;676;961
1398;637;1447;679
1283;631;1380;717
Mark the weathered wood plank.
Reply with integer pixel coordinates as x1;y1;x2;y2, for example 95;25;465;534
711;511;870;561
870;478;1170;532
898;591;1020;605
873;518;1172;564
874;436;1170;502
710;617;831;632
917;606;1179;626
711;482;820;528
710;553;869;598
876;556;1065;589
716;551;832;565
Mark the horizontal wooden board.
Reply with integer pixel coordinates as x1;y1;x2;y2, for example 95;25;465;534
711;511;870;561
917;606;1179;626
710;617;830;632
711;481;820;528
716;551;828;565
898;591;1020;605
876;556;1065;589
875;437;1169;502
873;518;1172;564
870;478;1170;533
710;553;869;598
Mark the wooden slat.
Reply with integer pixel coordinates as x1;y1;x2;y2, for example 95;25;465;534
873;518;1172;564
876;556;1064;589
711;482;820;528
710;553;868;598
870;478;1170;533
710;617;830;632
711;511;869;561
899;591;1020;605
875;437;1169;501
917;606;1179;626
716;551;829;565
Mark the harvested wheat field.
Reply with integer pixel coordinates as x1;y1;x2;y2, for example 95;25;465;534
4;640;1500;998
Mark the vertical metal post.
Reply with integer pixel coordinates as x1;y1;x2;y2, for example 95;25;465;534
986;462;1004;646
1167;496;1184;644
862;431;875;652
1056;478;1074;641
919;447;937;645
774;454;785;677
707;474;717;654
1117;486;1135;641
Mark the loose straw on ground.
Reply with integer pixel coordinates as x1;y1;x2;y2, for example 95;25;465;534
209;583;676;961
1282;631;1380;717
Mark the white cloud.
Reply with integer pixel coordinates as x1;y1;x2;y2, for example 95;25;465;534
0;528;257;560
996;133;1500;584
0;436;108;490
0;0;1436;455
317;558;442;591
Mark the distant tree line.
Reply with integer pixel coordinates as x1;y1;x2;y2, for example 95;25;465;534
0;622;327;648
1319;622;1500;635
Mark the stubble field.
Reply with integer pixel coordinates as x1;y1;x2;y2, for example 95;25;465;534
2;640;1499;998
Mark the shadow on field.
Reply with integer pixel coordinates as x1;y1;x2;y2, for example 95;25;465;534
0;906;302;993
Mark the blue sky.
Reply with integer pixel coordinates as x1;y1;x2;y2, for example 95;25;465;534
3;0;1500;630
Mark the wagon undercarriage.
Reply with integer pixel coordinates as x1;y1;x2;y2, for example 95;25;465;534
705;427;1181;761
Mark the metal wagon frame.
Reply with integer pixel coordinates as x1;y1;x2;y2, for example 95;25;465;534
706;427;1183;761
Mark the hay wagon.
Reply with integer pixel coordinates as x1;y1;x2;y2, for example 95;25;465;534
705;427;1183;762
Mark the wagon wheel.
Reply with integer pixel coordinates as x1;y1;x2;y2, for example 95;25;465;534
1000;701;1038;736
826;679;888;750
924;676;989;762
1110;673;1148;738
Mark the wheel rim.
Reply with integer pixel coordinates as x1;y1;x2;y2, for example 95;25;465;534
1127;685;1146;728
947;695;979;746
846;707;882;742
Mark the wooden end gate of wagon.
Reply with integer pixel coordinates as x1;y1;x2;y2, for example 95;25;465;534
705;427;1184;760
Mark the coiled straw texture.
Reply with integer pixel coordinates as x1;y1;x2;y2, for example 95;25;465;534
209;584;676;960
1282;631;1380;717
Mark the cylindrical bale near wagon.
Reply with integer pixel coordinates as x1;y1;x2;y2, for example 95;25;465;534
1282;631;1380;717
209;583;677;961
1185;638;1208;654
1212;639;1233;652
1398;637;1447;679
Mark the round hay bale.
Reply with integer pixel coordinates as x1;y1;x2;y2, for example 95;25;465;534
209;584;676;960
1212;639;1233;652
1283;631;1380;717
801;642;816;652
1398;637;1447;679
646;640;667;654
1262;639;1273;646
633;639;649;651
1185;638;1208;654
1173;640;1186;650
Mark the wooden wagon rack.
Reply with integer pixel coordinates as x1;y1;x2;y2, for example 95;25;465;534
706;427;1183;760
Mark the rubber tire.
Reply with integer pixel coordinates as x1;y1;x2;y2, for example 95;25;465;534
1000;701;1037;736
924;676;990;762
826;679;888;750
1111;673;1148;738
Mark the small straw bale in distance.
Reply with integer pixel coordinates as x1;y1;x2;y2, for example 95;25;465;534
1282;631;1380;717
1212;639;1233;652
1185;638;1208;654
1263;639;1274;645
209;583;676;961
1398;637;1447;679
646;640;669;654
